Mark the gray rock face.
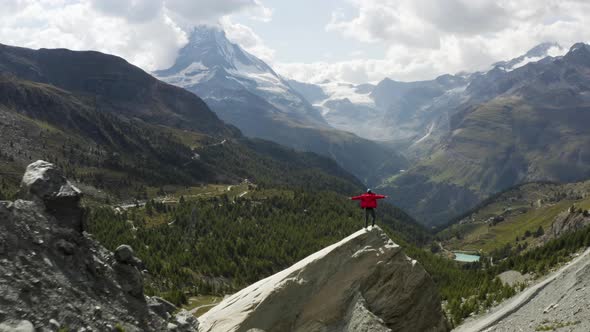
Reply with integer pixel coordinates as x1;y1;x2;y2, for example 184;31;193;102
20;160;83;231
198;226;449;332
456;249;590;332
148;297;178;319
343;294;391;332
0;320;34;332
112;245;145;299
547;209;590;241
115;244;135;264
114;261;145;299
0;161;190;331
174;309;201;331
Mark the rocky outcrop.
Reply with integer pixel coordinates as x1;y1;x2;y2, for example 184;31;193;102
148;297;178;320
113;245;146;299
20;160;83;231
546;207;590;241
455;249;590;332
198;226;449;332
0;161;198;331
0;320;35;332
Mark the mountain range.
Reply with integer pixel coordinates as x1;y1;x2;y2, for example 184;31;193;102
286;41;590;226
382;42;590;226
290;42;566;150
0;43;364;200
4;27;590;230
154;26;407;184
4;22;590;332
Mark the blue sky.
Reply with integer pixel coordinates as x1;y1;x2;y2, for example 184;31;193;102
234;0;386;63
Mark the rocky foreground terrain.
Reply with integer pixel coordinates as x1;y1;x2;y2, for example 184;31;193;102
0;161;198;331
199;226;450;332
456;249;590;332
0;160;448;332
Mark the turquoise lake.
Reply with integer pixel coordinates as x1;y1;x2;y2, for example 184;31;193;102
454;252;480;262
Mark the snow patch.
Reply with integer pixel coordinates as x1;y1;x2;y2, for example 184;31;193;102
316;81;375;107
414;122;435;145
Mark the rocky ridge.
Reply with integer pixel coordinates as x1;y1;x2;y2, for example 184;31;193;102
198;226;449;332
547;206;590;242
455;248;590;332
0;161;197;331
154;26;407;184
0;160;446;331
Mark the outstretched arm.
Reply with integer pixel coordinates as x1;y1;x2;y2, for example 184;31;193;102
375;195;388;199
350;195;362;200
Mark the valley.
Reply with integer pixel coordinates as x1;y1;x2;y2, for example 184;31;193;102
154;26;408;184
86;186;429;304
2;6;590;330
439;180;590;254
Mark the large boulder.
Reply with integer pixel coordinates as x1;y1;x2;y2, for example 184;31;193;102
115;244;136;264
198;227;449;332
148;297;178;319
113;245;146;299
1;163;182;331
20;160;83;231
0;320;34;332
114;261;145;299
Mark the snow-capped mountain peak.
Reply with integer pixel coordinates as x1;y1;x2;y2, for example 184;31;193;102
492;42;565;72
154;25;328;128
155;25;273;83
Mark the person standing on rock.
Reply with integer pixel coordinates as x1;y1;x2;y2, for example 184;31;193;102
350;189;388;228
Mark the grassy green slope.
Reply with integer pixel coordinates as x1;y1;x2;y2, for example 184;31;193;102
0;73;367;203
380;46;590;227
382;94;590;226
437;180;590;253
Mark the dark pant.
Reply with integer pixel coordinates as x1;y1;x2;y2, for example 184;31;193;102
365;208;376;228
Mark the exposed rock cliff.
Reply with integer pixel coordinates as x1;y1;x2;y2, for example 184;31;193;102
0;161;198;331
198;227;449;332
547;207;590;241
455;249;590;332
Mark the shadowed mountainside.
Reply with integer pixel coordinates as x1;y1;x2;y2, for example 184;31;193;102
0;43;365;200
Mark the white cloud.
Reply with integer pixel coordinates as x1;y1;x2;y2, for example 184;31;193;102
248;0;273;22
90;0;163;23
164;0;272;26
221;16;275;63
283;0;590;84
2;0;590;85
0;0;272;70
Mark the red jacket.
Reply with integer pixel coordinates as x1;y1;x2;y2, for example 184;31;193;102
351;193;386;209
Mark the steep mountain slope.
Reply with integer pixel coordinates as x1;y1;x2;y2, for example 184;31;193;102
456;248;590;332
87;188;431;304
288;73;470;154
306;80;387;142
0;43;365;200
491;42;564;72
0;43;234;136
0;161;199;331
154;26;407;183
155;27;327;128
292;43;565;150
285;79;329;104
198;227;449;332
382;43;590;226
438;180;590;253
